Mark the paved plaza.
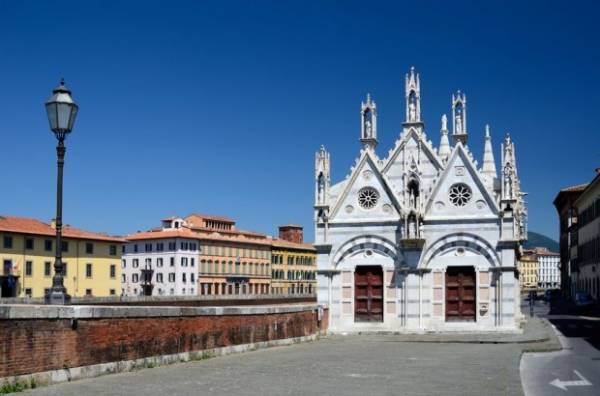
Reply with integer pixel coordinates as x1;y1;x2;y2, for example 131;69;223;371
25;330;557;396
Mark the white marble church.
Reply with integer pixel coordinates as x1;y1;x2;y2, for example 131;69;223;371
314;67;527;332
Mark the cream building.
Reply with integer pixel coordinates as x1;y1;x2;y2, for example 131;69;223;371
0;215;124;298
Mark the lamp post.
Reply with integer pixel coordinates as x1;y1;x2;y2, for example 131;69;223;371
44;79;78;305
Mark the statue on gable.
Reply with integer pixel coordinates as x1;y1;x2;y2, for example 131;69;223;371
455;114;463;135
409;101;417;122
365;119;372;138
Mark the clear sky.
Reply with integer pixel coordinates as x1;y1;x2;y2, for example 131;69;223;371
1;1;598;242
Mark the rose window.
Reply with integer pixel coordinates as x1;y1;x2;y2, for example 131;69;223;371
358;187;379;209
449;184;472;206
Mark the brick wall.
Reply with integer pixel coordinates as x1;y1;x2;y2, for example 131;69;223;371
0;306;328;378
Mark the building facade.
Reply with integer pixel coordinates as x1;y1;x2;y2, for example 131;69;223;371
535;247;560;290
518;250;538;291
572;171;600;300
314;68;527;332
271;225;317;295
553;183;587;299
122;217;200;296
123;214;274;296
0;215;124;298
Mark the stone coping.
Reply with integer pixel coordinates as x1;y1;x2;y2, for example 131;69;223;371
0;303;324;320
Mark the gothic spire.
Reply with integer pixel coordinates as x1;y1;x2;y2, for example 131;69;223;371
360;93;378;150
481;124;497;178
405;66;422;124
438;114;451;162
452;90;468;145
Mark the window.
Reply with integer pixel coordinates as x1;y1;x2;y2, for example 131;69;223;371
86;243;94;254
170;257;175;267
61;241;69;253
122;259;126;268
191;258;195;267
45;239;53;251
86;263;93;278
170;288;174;295
449;184;472;207
358;187;379;209
190;243;197;251
25;238;34;250
181;257;187;267
133;259;139;268
44;261;52;277
145;243;153;252
191;273;195;282
25;288;32;297
181;242;188;250
168;242;176;250
157;273;163;282
62;262;68;276
157;243;164;252
23;260;33;277
122;274;126;283
182;288;186;295
168;273;175;282
182;273;187;283
110;289;116;296
132;273;139;283
3;236;13;249
134;244;138;253
85;289;92;296
145;258;152;267
110;265;116;278
109;245;117;256
157;258;163;267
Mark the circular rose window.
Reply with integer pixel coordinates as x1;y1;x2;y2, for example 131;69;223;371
358;187;379;209
449;184;472;206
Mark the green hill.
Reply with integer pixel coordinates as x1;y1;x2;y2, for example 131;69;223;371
524;231;559;252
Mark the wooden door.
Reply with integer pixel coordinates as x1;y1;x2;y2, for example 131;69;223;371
445;266;476;321
354;266;383;322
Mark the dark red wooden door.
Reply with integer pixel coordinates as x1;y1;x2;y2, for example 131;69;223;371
354;266;383;322
445;266;476;321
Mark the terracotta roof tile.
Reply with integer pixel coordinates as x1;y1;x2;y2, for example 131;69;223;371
0;215;125;242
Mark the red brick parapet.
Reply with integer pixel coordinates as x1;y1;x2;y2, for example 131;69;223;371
0;304;328;380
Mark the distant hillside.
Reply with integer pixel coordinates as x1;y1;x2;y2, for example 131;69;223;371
524;231;559;252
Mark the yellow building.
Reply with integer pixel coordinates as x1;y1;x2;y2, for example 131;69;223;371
0;215;125;298
271;225;316;295
518;249;539;292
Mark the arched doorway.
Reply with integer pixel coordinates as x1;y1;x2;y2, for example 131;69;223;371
354;265;383;322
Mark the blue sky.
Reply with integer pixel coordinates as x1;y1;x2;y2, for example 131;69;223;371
0;1;598;241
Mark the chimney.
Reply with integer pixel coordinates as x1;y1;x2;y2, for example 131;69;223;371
50;218;57;229
278;225;303;244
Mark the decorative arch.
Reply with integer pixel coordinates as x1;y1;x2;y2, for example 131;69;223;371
332;234;401;268
420;232;500;268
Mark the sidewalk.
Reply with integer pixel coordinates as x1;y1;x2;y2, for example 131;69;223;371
343;317;561;346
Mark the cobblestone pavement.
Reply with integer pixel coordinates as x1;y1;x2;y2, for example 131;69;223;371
25;331;558;396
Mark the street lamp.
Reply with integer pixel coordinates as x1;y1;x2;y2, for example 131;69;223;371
44;79;78;305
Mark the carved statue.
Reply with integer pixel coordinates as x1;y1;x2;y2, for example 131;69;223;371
317;174;325;203
455;114;463;134
441;114;447;130
503;169;513;199
365;119;372;138
409;217;416;239
409;101;417;122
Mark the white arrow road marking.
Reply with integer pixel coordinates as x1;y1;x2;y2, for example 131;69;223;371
549;370;592;391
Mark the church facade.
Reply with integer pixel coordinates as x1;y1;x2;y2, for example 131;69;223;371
314;68;527;332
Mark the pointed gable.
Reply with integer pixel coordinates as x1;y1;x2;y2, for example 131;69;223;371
329;151;403;222
424;143;499;219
